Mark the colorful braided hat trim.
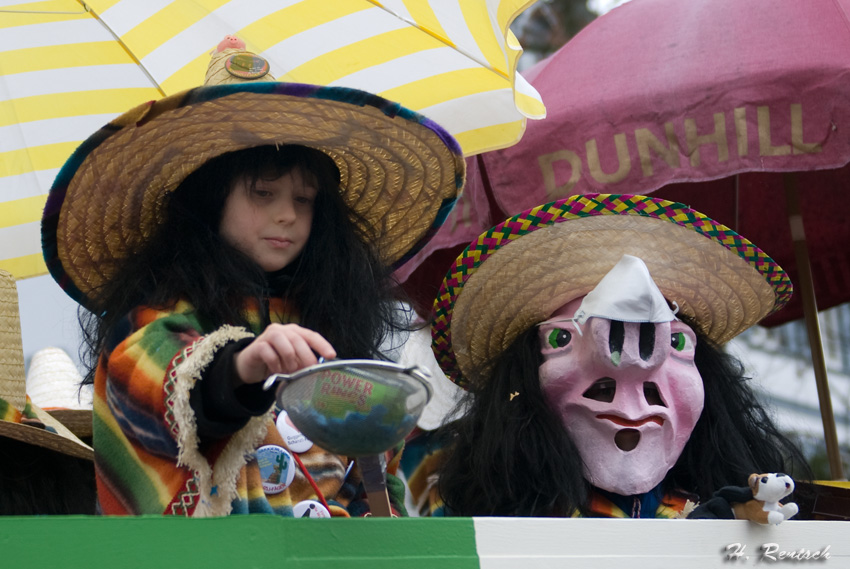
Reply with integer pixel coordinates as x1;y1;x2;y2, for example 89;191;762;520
432;194;791;389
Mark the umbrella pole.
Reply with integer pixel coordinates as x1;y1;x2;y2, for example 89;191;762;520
783;173;845;480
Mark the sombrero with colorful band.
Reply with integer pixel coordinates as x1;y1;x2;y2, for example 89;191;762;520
42;81;465;309
432;194;792;390
0;270;93;460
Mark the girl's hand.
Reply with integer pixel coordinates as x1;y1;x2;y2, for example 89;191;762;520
235;323;336;384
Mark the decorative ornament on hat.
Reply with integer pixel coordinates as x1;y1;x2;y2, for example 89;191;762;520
206;34;274;85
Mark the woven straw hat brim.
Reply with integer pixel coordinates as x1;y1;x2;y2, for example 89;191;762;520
46;409;92;440
432;194;792;390
43;82;465;308
0;403;93;461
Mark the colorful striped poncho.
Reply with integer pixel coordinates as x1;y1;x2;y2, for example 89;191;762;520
94;298;389;517
583;488;695;519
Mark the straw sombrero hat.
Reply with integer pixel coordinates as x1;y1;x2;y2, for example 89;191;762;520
432;194;792;390
42;48;465;309
0;270;93;460
26;347;93;440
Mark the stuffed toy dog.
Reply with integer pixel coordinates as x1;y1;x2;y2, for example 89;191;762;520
689;472;799;524
732;473;799;525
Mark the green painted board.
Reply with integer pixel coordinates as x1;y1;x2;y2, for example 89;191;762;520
1;516;479;569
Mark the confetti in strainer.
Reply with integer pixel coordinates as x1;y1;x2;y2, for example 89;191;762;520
263;359;432;456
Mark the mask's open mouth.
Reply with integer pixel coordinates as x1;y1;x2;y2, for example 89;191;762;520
615;428;640;451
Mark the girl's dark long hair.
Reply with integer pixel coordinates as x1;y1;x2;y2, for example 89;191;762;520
438;319;811;516
80;145;404;382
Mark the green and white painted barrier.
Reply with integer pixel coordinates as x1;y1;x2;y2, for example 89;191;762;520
1;517;847;568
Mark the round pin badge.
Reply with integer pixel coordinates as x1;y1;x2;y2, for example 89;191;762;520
224;53;271;79
293;499;331;518
276;410;314;453
256;445;296;495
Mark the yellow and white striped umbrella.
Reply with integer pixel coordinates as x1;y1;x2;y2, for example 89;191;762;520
1;0;545;280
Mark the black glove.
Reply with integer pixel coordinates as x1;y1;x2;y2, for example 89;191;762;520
687;485;753;519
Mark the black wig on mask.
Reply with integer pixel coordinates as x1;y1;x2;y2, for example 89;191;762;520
437;317;810;517
80;145;408;383
437;326;590;516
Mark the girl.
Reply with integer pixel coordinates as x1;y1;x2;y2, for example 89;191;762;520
41;77;464;516
424;193;810;518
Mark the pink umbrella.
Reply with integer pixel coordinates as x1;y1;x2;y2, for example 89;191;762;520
396;0;850;478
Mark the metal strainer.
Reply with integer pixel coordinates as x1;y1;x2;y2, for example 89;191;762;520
262;359;432;456
263;359;432;517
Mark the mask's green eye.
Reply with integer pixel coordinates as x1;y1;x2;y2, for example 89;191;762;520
671;332;686;351
548;328;572;349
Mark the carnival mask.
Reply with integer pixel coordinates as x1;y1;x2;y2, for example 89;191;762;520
538;255;704;496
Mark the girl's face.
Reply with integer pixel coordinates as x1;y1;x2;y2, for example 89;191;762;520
220;167;317;272
538;297;704;496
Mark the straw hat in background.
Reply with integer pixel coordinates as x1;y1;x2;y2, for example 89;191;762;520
26;346;93;440
0;269;93;460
